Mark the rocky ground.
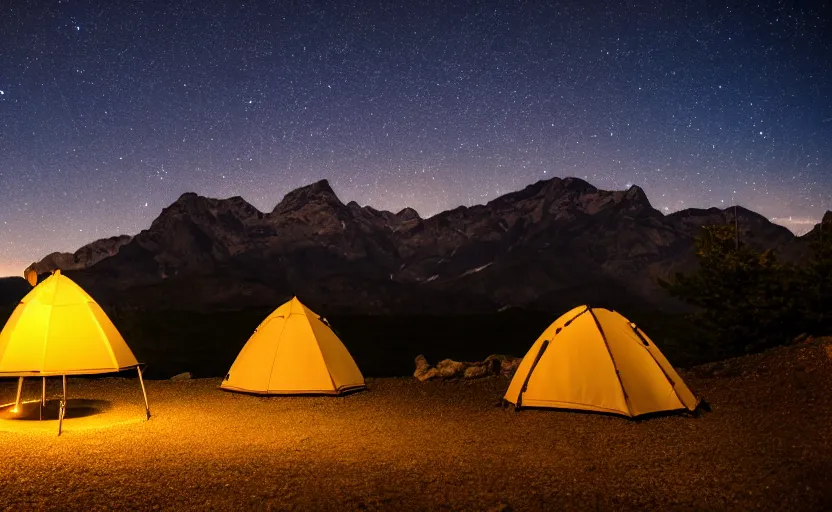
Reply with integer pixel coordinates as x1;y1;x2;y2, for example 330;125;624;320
1;338;831;511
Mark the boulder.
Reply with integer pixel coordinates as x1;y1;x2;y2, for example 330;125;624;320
413;354;522;381
413;355;439;382
484;354;522;377
171;372;192;381
436;359;468;378
414;354;430;373
501;358;521;377
463;365;491;379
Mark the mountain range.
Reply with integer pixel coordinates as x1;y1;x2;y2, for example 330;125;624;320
17;177;827;315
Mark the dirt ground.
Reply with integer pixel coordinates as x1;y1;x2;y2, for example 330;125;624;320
1;339;831;511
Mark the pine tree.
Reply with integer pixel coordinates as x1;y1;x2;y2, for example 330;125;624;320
660;225;800;359
801;215;832;334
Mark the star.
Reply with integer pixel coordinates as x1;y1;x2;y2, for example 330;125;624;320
0;0;829;273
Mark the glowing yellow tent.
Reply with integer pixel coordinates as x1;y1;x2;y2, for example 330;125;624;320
505;306;699;417
221;297;365;395
0;270;149;434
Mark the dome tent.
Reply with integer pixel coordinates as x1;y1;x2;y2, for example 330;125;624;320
0;270;150;434
505;305;699;417
222;296;365;395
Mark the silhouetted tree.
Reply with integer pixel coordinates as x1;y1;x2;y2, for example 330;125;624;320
660;225;800;359
800;218;832;335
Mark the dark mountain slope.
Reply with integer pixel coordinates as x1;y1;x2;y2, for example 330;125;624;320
26;177;813;314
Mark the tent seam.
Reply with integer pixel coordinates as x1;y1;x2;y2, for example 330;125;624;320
300;305;339;393
93;303;121;369
630;325;695;410
516;339;550;407
588;309;634;417
40;275;61;372
263;315;288;393
513;307;590;406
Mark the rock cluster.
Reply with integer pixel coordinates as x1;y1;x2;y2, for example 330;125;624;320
413;354;521;381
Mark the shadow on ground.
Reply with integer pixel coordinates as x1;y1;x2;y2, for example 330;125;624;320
0;399;112;421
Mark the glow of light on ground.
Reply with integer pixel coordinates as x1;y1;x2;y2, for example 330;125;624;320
0;397;146;434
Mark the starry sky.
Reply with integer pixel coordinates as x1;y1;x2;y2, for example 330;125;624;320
1;0;830;276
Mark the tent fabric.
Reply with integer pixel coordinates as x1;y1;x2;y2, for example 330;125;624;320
221;297;365;395
0;270;139;376
505;306;699;417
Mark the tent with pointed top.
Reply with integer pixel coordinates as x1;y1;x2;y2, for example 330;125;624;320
505;305;699;417
0;270;141;376
0;270;150;434
221;297;365;395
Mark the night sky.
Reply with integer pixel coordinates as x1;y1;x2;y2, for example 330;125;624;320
1;0;830;276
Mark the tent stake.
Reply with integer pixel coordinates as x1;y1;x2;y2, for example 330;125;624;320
137;366;151;420
58;374;67;436
14;377;24;411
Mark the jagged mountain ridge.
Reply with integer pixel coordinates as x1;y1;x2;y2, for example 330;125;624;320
803;211;832;241
27;234;132;275
24;177;823;314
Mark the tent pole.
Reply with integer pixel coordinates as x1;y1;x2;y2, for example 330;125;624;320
630;324;693;410
137;366;151;420
58;374;67;436
41;376;46;421
588;309;634;415
517;339;550;409
14;377;24;412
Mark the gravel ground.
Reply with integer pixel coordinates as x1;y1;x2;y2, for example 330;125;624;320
1;339;831;512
